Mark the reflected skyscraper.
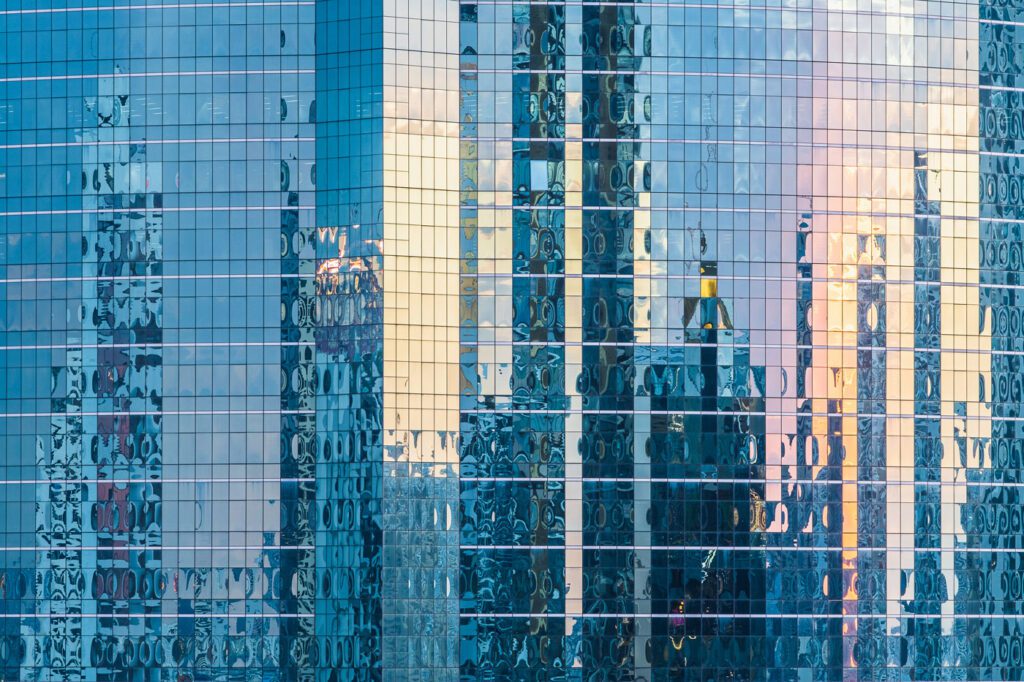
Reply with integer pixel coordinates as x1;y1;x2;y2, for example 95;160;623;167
0;0;1022;680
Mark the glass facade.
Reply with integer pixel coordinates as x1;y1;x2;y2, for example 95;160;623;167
0;0;1022;680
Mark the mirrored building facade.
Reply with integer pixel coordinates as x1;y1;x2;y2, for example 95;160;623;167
0;0;1022;679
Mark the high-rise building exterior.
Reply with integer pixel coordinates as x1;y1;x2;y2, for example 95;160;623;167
0;0;1022;680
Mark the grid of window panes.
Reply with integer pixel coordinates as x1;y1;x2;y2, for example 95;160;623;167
0;2;318;679
313;1;386;679
458;0;1016;679
978;0;1024;678
3;0;1024;680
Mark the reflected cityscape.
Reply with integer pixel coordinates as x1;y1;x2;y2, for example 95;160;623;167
0;0;1022;679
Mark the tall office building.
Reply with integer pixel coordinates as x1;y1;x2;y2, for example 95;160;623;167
0;0;1020;679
